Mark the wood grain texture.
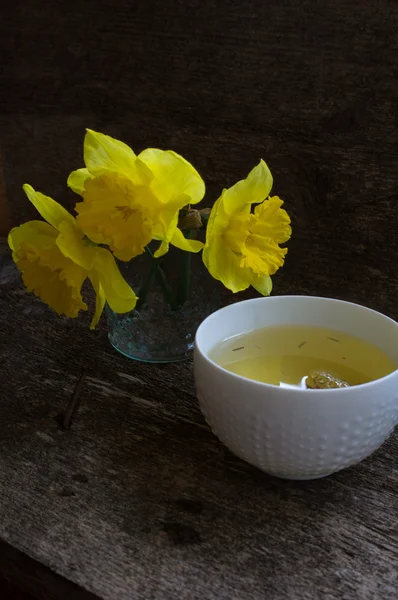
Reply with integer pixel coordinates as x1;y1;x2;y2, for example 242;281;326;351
1;244;398;600
1;0;398;598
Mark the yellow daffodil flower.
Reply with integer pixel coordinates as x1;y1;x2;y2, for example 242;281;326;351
8;185;138;328
203;160;291;295
67;130;205;261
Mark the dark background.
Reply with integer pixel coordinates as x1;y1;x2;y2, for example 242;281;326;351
1;0;398;315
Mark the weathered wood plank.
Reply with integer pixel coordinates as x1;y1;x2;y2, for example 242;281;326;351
1;242;398;600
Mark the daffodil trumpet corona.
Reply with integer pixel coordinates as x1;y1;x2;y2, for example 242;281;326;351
8;185;138;329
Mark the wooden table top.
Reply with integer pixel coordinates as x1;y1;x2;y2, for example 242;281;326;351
1;244;398;600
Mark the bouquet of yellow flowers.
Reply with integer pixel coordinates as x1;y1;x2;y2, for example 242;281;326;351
9;129;291;361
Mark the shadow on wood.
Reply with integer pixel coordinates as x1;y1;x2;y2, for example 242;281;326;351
0;539;100;600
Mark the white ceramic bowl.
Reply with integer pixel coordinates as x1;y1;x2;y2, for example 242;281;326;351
194;296;398;479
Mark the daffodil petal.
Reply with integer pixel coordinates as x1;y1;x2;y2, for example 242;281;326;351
203;237;251;293
84;129;137;170
22;185;75;231
170;228;204;253
167;150;206;204
222;160;273;217
138;148;205;206
83;129;153;187
93;248;138;313
67;168;92;195
151;208;180;251
153;239;169;259
88;271;106;329
252;275;273;296
204;193;229;245
152;210;204;257
8;221;57;252
56;221;97;271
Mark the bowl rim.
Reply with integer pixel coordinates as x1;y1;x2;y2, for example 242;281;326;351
194;295;398;395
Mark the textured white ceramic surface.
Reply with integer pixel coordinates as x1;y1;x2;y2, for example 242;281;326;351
194;296;398;480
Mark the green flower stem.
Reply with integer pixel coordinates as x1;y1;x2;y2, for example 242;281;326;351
144;246;177;309
175;230;192;307
199;212;210;228
135;259;158;311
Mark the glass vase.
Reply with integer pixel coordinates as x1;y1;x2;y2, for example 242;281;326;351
106;245;220;363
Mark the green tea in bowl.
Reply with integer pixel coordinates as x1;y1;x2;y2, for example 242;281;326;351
209;325;397;389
